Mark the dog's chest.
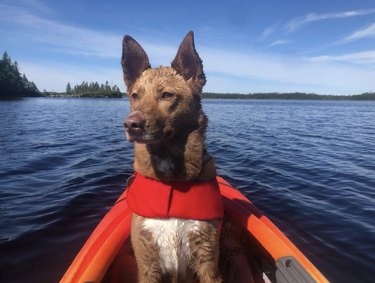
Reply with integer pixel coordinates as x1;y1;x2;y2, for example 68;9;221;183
142;218;201;273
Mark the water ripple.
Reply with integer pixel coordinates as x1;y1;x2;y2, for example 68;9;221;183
0;98;374;282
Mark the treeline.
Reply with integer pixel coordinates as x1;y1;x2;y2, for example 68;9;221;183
44;81;123;98
202;92;375;100
1;50;373;101
0;52;41;98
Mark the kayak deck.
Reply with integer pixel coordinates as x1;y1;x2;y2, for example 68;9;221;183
61;176;329;283
101;214;270;283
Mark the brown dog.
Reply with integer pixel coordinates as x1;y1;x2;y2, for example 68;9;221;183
122;32;222;283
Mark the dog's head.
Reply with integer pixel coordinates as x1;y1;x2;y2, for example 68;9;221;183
122;31;206;144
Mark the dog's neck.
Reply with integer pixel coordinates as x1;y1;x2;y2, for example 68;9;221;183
133;112;216;182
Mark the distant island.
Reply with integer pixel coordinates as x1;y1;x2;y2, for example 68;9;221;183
1;51;375;100
43;81;123;98
0;52;41;98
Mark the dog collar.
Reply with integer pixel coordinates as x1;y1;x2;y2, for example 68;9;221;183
127;173;224;220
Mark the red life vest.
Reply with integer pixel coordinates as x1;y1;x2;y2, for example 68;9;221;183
127;173;224;220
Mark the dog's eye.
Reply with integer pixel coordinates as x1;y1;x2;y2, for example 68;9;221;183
160;92;174;100
131;93;139;100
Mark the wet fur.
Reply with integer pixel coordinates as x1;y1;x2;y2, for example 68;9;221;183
122;32;221;283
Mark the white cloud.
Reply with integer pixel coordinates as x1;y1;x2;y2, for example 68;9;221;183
260;9;375;46
200;47;375;94
19;0;55;14
142;43;177;66
269;40;289;47
259;25;278;41
0;2;179;65
0;3;122;58
286;9;375;32
337;23;375;44
308;50;375;65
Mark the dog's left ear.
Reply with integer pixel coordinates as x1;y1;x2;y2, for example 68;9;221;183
171;31;206;94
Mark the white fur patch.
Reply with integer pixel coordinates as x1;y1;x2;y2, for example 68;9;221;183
142;218;201;274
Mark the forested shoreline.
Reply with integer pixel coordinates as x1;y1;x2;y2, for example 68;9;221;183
202;92;375;100
1;51;375;100
0;52;41;98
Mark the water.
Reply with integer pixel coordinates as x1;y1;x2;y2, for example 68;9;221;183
0;98;374;283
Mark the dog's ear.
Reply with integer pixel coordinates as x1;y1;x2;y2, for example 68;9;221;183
121;35;151;89
171;31;206;93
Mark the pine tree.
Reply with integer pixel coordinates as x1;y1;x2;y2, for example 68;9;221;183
66;82;72;94
2;52;10;66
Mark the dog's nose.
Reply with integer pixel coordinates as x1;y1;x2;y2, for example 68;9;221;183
124;113;144;131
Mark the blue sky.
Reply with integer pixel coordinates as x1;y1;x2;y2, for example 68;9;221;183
1;0;375;94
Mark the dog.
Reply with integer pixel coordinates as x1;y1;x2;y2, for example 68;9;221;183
122;31;223;283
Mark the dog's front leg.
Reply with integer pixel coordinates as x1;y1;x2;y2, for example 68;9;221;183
189;220;222;283
131;214;163;283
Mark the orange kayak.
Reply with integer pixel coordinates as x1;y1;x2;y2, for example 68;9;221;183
60;176;329;283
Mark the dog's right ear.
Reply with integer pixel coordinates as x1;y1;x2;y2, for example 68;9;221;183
121;35;151;89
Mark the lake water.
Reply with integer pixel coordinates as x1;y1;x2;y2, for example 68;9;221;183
0;98;374;283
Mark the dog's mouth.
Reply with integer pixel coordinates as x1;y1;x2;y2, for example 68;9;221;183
125;127;173;144
126;131;160;144
125;124;160;144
